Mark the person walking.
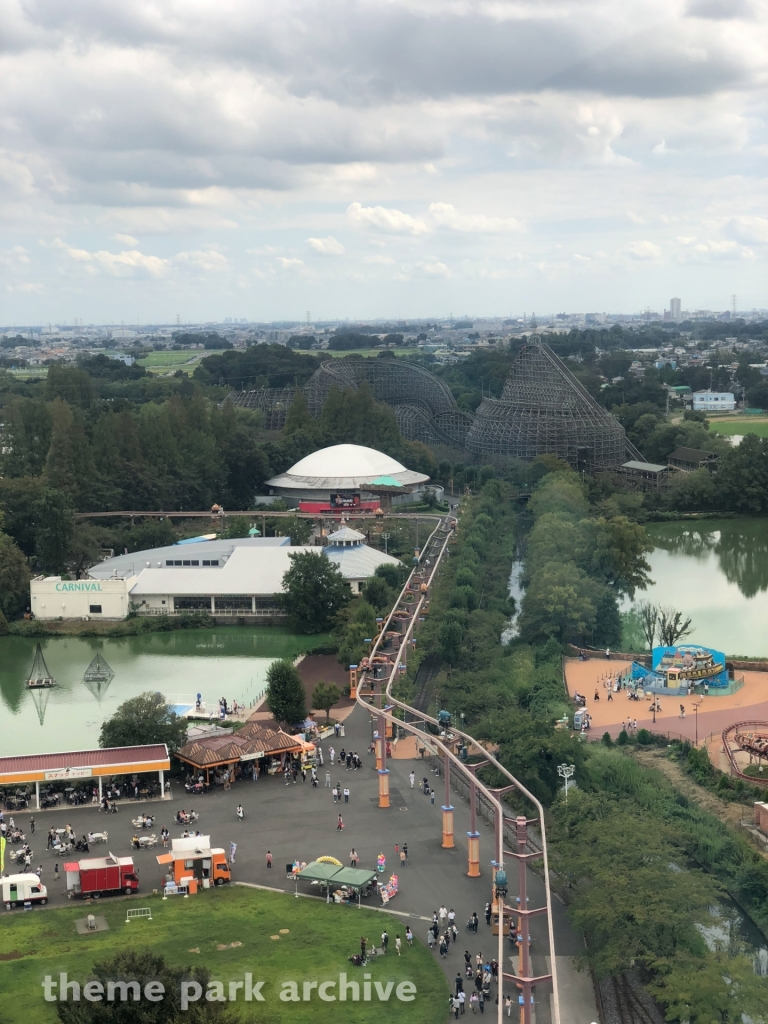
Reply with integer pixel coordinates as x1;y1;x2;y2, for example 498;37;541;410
46;828;54;850
409;771;415;788
485;902;491;926
452;995;460;1019
478;990;485;1015
469;992;478;1014
504;995;512;1017
439;936;448;958
325;771;331;788
36;864;43;880
459;990;466;1015
455;974;464;996
332;786;338;804
439;905;448;928
54;862;60;881
343;787;350;803
472;911;479;933
161;827;169;848
236;804;244;822
406;926;413;947
399;848;406;868
403;842;408;862
395;934;401;956
350;848;359;867
301;766;306;782
29;815;35;835
427;930;435;951
336;814;344;831
381;930;389;953
360;936;368;960
266;851;272;869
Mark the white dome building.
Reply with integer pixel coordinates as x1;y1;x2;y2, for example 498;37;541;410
265;443;431;507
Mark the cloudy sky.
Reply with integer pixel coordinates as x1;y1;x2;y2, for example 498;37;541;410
1;0;766;324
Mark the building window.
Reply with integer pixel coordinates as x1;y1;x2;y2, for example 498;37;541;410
214;596;253;611
191;560;199;566
174;560;182;566
202;560;210;566
182;560;190;566
210;560;219;566
174;597;213;611
89;605;102;614
166;560;174;566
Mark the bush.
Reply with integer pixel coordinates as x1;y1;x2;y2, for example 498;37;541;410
601;731;613;747
637;728;653;746
617;729;629;746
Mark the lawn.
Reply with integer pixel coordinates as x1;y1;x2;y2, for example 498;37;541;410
0;887;448;1024
325;349;422;359
710;419;768;438
137;350;231;375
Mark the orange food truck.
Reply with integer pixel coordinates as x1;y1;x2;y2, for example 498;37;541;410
156;835;231;894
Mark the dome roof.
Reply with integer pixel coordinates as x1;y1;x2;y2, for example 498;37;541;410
266;443;429;493
289;444;407;478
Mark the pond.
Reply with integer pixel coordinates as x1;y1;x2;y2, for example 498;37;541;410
0;628;322;756
636;518;768;657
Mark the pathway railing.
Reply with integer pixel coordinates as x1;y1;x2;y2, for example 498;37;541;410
355;513;560;1024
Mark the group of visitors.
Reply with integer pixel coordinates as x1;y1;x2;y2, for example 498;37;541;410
328;747;361;770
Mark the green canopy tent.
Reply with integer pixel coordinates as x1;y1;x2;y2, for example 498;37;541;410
297;861;377;905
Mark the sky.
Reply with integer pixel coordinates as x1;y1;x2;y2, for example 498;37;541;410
0;0;766;325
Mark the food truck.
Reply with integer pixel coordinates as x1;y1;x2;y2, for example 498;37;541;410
64;854;139;899
2;873;48;908
156;835;231;893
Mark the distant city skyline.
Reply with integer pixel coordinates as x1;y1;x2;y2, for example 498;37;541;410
0;1;765;322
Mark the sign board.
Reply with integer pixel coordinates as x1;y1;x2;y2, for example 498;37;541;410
44;767;93;781
239;751;264;761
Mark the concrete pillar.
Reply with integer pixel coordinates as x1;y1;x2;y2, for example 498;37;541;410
98;776;103;804
467;832;481;877
210;596;215;614
441;805;455;848
159;769;165;798
35;781;40;810
251;596;256;614
378;769;390;809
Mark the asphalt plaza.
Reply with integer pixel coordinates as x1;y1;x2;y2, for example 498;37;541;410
9;705;596;1024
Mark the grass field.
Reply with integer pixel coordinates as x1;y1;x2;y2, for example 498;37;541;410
137;350;231;375
0;887;447;1024
325;348;422;359
711;419;768;438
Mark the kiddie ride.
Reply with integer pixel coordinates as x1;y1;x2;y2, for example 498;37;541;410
157;835;231;896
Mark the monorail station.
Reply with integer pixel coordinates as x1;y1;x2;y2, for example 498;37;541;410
0;744;170;810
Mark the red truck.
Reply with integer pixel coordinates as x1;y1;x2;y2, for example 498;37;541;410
64;854;139;900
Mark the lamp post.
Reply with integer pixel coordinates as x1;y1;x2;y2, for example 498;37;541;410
651;700;658;724
557;764;575;803
694;703;699;747
382;532;390;555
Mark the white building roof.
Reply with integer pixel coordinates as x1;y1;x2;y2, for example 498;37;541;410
324;544;403;581
327;526;366;544
89;537;289;580
266;443;428;491
129;546;319;597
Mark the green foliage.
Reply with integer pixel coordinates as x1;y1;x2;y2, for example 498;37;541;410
311;682;342;722
223;515;251;538
649;950;767;1024
518;561;602;643
55;948;237;1024
282;388;316;436
362;575;395;614
280;551;350;633
0;531;31;618
265;659;307;726
528;471;589;520
35;489;74;572
99;691;188;751
374;561;409;590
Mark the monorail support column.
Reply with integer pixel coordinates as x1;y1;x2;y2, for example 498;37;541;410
378;769;390;809
442;751;454;849
467;832;481;877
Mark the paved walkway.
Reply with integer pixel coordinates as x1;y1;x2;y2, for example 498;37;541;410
565;657;768;744
19;704;597;1022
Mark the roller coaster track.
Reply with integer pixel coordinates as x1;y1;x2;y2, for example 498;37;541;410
354;514;560;1024
721;721;768;785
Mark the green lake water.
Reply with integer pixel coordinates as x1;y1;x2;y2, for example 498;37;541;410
639;518;768;657
0;628;321;756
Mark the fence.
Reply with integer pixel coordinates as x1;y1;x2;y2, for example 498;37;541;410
126;907;152;922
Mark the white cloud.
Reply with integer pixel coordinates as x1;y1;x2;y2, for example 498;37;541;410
275;256;304;269
174;249;228;271
624;240;662;260
307;236;345;255
428;203;521;233
363;254;395;265
347;202;429;235
114;233;139;246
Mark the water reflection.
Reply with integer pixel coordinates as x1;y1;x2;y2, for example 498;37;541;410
649;519;768;599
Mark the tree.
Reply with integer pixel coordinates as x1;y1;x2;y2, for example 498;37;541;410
374;561;408;590
56;949;237;1024
583;515;653;598
637;600;659;650
649;950;766;1024
438;619;464;666
280;551;350;633
658;606;693;647
282;388;316;435
519;561;601;643
224;516;251;538
312;682;342;722
361;574;393;614
0;531;30;618
35;489;74;572
265;659;306;727
67;523;103;579
592;588;622;649
99;692;188;751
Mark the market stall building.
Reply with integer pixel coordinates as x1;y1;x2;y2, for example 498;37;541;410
175;724;305;786
0;744;170;810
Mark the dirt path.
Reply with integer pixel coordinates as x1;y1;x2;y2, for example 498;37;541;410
632;748;754;832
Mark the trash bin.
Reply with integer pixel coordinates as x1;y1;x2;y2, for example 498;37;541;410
202;878;210;890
